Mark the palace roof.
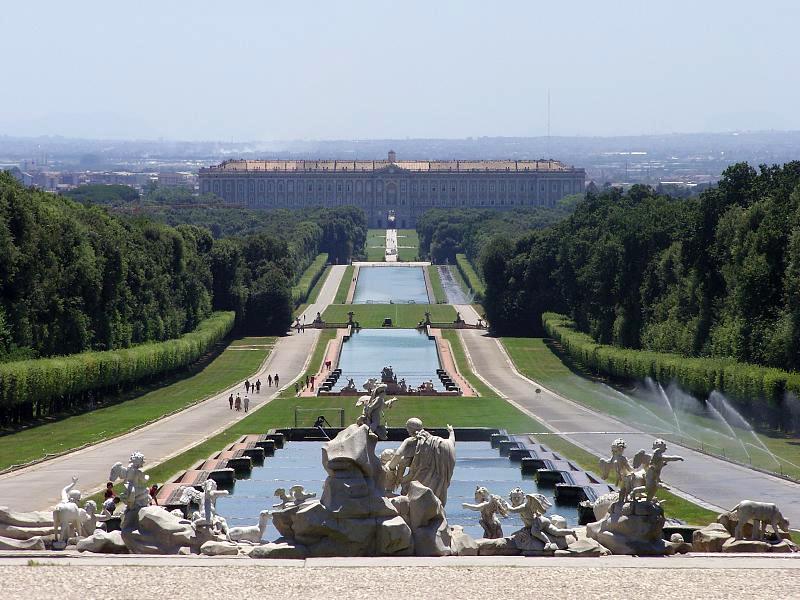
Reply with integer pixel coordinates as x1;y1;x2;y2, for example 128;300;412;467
201;159;579;174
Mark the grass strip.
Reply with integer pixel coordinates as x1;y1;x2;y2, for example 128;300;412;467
427;265;446;303
322;304;456;328
333;265;354;304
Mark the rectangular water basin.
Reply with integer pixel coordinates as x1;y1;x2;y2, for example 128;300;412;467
216;441;579;541
338;328;442;390
353;266;429;304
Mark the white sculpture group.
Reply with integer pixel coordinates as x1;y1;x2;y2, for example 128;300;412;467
461;486;576;548
599;438;684;506
1;426;789;557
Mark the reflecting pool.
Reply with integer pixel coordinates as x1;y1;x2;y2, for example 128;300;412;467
338;328;441;390
353;266;429;304
216;441;579;540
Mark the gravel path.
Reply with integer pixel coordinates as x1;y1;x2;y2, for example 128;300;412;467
1;564;797;599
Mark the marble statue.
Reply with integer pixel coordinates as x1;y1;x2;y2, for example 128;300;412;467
227;510;271;544
79;500;98;537
599;438;633;488
290;485;316;504
598;438;643;504
379;448;403;494
53;476;83;543
507;489;576;551
387;419;456;505
179;479;229;533
462;486;509;539
398;378;407;392
274;485;316;508
355;383;397;440
363;378;378;393
629;439;684;502
109;451;151;511
723;501;790;541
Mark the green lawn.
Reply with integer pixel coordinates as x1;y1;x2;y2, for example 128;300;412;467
427;265;446;303
366;229;386;261
502;337;800;480
322;303;456;328
333;265;355;304
0;337;275;472
397;229;419;261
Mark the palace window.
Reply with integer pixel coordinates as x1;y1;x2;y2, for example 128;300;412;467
489;183;495;192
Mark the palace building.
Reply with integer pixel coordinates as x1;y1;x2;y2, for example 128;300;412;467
199;151;585;228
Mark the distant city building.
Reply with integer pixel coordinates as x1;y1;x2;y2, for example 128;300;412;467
199;152;586;227
157;171;195;189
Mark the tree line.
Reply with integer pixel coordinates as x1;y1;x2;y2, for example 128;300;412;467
479;162;800;376
0;173;367;362
415;195;581;264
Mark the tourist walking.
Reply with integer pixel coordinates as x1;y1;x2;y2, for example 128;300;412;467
245;379;250;393
228;393;234;410
274;373;279;387
305;375;310;389
310;375;315;391
235;393;242;411
255;379;261;393
244;395;250;412
295;382;300;395
268;374;273;387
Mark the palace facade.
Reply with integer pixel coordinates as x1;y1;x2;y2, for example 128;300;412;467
199;151;585;228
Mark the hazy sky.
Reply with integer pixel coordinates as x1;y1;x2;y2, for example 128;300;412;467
1;0;798;141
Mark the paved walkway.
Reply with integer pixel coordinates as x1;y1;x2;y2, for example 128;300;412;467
457;316;800;524
439;265;471;304
0;266;347;512
0;555;797;600
384;227;397;261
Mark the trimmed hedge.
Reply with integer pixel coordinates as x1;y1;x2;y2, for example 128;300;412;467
292;253;328;306
455;253;485;302
0;311;235;423
543;312;800;422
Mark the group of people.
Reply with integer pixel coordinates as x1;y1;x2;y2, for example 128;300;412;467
228;392;249;412
102;480;159;516
294;374;316;395
227;375;280;412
